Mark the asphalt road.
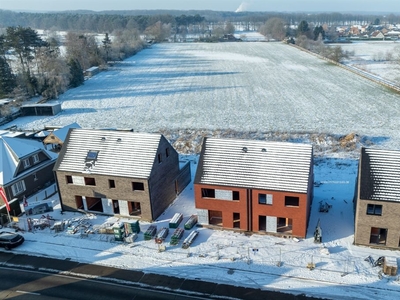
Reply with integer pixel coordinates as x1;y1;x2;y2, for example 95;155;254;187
0;251;324;300
0;267;210;300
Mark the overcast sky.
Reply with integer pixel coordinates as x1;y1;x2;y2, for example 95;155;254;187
1;0;399;13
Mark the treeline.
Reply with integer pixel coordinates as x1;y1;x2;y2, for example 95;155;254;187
0;26;145;105
1;9;399;33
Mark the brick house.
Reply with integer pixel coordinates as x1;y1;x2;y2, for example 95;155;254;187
194;138;313;238
0;135;58;215
354;147;400;249
54;129;190;221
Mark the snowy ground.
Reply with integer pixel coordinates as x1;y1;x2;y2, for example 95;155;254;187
2;39;400;299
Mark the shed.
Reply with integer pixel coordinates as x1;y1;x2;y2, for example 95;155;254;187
21;103;62;116
85;66;100;77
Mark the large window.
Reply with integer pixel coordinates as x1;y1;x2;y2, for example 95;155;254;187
109;179;116;188
132;182;144;191
367;204;382;216
11;180;26;196
285;196;299;207
84;177;96;186
201;188;215;198
259;193;273;205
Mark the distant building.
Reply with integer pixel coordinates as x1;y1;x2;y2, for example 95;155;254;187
54;129;191;221
43;122;81;152
84;66;100;78
20;102;62;116
194;138;313;238
354;147;400;249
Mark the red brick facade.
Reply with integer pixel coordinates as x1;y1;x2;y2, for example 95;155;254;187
195;184;311;238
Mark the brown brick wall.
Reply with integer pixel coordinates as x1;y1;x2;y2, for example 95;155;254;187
355;198;400;249
56;171;153;220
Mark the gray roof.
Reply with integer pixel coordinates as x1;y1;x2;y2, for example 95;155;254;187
55;129;163;178
360;147;400;202
195;138;313;193
0;136;57;184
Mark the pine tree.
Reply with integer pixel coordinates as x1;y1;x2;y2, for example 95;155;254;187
102;33;112;63
68;58;84;88
0;56;16;97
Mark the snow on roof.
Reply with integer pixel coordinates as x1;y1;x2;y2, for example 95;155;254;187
55;129;163;178
51;122;81;142
0;136;57;184
195;138;313;193
360;147;400;202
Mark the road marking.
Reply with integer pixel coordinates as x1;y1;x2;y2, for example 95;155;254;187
16;290;41;295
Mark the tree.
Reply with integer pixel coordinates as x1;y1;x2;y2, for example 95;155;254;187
297;20;311;38
224;22;235;35
68;58;84;88
373;18;380;25
0;56;16;97
102;33;112;63
260;18;286;40
313;25;325;41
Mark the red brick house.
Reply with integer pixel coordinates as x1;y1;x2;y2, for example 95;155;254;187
194;138;313;238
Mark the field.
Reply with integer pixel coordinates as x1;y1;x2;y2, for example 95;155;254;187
4;41;400;156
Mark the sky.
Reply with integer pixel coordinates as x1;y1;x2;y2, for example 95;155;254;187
1;0;399;13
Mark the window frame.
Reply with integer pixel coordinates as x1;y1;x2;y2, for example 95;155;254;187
32;154;40;164
11;180;26;196
23;159;30;169
366;204;382;216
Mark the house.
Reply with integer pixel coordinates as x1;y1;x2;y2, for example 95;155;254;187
0;135;58;215
370;30;385;39
54;129;191;221
84;66;100;78
194;138;313;238
354;147;400;249
43;122;81;152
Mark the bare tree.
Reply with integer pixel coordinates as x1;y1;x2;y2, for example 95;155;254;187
260;18;286;40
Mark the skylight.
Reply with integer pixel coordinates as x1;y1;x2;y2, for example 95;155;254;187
86;150;99;161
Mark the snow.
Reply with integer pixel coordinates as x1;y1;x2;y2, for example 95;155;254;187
2;40;400;299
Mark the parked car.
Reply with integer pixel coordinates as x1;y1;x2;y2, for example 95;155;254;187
0;232;25;250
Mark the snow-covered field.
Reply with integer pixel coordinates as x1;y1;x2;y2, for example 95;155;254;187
340;41;400;83
3;41;400;155
2;39;400;299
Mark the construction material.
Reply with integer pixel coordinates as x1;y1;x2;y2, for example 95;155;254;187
383;257;398;276
124;233;137;243
124;220;140;234
184;215;198;230
155;227;169;244
169;213;183;228
113;222;125;241
170;228;184;245
144;225;157;241
182;230;198;249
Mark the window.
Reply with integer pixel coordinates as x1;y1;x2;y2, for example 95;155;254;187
11;180;26;196
132;182;144;191
66;175;73;184
157;153;162;163
23;159;30;168
201;188;215;198
33;173;38;181
367;204;382;216
232;191;240;201
259;193;273;205
285;196;299;207
109;179;116;188
166;148;170;157
84;177;96;186
32;154;40;164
